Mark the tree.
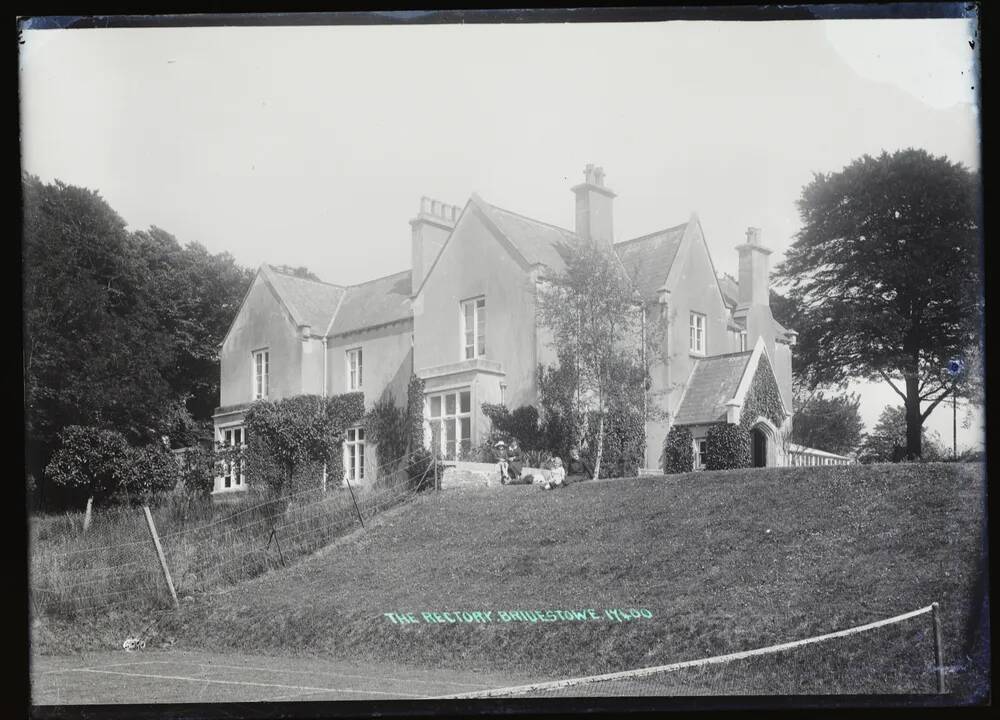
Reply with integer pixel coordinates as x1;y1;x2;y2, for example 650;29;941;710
775;149;982;459
791;392;864;456
45;426;130;506
858;405;945;463
536;239;652;480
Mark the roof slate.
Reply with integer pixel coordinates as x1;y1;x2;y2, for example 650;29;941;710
328;269;413;336
483;204;582;272
263;266;345;331
673;351;753;425
613;225;687;300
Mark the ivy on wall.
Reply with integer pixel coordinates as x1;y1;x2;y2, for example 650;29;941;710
406;374;425;453
704;423;751;470
739;355;786;431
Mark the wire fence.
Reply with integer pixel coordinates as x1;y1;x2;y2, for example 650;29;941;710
434;605;946;697
29;447;438;617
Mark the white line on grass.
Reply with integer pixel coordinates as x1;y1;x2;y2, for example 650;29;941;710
68;668;431;698
181;661;492;689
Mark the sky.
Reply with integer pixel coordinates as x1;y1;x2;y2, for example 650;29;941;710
19;15;983;450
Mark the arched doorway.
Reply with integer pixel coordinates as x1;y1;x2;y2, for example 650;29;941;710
751;426;768;468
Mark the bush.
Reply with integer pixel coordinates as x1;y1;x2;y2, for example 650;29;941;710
177;444;217;499
704;424;751;470
405;448;437;491
661;426;694;474
118;442;181;503
407;375;426;452
45;426;130;506
482;403;543;451
363;398;409;479
584;407;645;479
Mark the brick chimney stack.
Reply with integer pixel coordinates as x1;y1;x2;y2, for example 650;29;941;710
571;164;616;245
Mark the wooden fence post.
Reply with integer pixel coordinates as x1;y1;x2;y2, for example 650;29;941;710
143;505;179;609
931;602;946;693
82;497;93;533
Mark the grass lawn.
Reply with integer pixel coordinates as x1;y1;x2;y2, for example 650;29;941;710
33;462;988;700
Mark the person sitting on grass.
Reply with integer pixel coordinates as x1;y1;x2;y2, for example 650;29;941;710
542;456;567;490
501;441;536;485
494;440;510;484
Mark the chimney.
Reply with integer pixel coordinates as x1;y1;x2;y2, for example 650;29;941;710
410;196;461;295
571;164;616;245
736;226;772;308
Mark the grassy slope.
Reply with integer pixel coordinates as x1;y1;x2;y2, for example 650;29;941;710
35;463;988;699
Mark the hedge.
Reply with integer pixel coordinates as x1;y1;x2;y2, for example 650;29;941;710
704;423;751;470
661;426;694;474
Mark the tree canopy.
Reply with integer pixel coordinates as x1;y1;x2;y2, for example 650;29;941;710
791;392;864;456
857;405;944;464
775;149;982;459
23;174;253;507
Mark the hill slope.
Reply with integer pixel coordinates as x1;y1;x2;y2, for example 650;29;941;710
38;463;988;699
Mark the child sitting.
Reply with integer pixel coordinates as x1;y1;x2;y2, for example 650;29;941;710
542;457;567;490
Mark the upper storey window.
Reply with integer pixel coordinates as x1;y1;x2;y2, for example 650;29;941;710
462;297;486;360
689;313;706;355
252;349;269;399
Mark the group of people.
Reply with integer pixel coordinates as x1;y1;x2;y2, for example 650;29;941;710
494;440;567;491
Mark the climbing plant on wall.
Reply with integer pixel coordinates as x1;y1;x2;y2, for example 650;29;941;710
739;356;786;430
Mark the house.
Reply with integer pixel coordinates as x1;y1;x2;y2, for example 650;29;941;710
212;165;846;498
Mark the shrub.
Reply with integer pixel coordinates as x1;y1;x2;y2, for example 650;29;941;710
407;375;426;452
45;426;130;506
405;448;437;491
482;403;543;451
661;426;694;474
704;423;751;470
118;442;181;504
363;398;409;479
177;444;217;499
584;407;645;479
523;449;554;469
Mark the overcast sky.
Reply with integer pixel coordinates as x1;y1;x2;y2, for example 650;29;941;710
19;16;983;450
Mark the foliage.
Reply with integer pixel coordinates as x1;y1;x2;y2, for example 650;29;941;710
406;375;426;453
243;393;364;496
118;442;182;504
536;237;656;479
522;449;554;469
704;423;751;470
661;426;694;474
45;426;181;506
363;398;409;478
791;392;864;456
45;426;130;506
775;149;982;458
857;405;946;464
481;403;543;451
23;175;253;508
738;357;787;431
404;448;437;491
177;445;218;499
536;353;586;461
584;405;645;479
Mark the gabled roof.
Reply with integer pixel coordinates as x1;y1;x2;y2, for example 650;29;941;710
327;269;413;337
673;351;753;425
719;273;739;308
482;203;582;272
613;223;688;300
261;265;346;331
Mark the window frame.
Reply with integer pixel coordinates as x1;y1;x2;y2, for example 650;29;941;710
426;388;473;460
694;438;707;470
217;425;246;490
347;347;363;390
689;312;706;356
343;426;366;483
460;296;486;360
739;331;748;353
252;348;270;400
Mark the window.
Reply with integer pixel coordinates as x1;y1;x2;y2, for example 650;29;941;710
427;388;472;460
689;313;706;354
461;297;486;359
219;426;245;489
694;439;707;470
739;331;748;352
252;349;269;399
344;427;365;482
347;348;363;390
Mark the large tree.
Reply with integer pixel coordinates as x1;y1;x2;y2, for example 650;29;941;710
536;239;654;479
775;149;982;459
791;391;864;456
23;175;253;504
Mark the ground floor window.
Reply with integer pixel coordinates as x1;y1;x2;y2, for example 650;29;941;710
694;438;707;470
427;388;472;460
218;426;245;489
344;426;365;483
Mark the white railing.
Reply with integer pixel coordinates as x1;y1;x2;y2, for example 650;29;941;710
787;443;853;466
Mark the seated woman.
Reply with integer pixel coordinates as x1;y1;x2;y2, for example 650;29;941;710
501;442;535;485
